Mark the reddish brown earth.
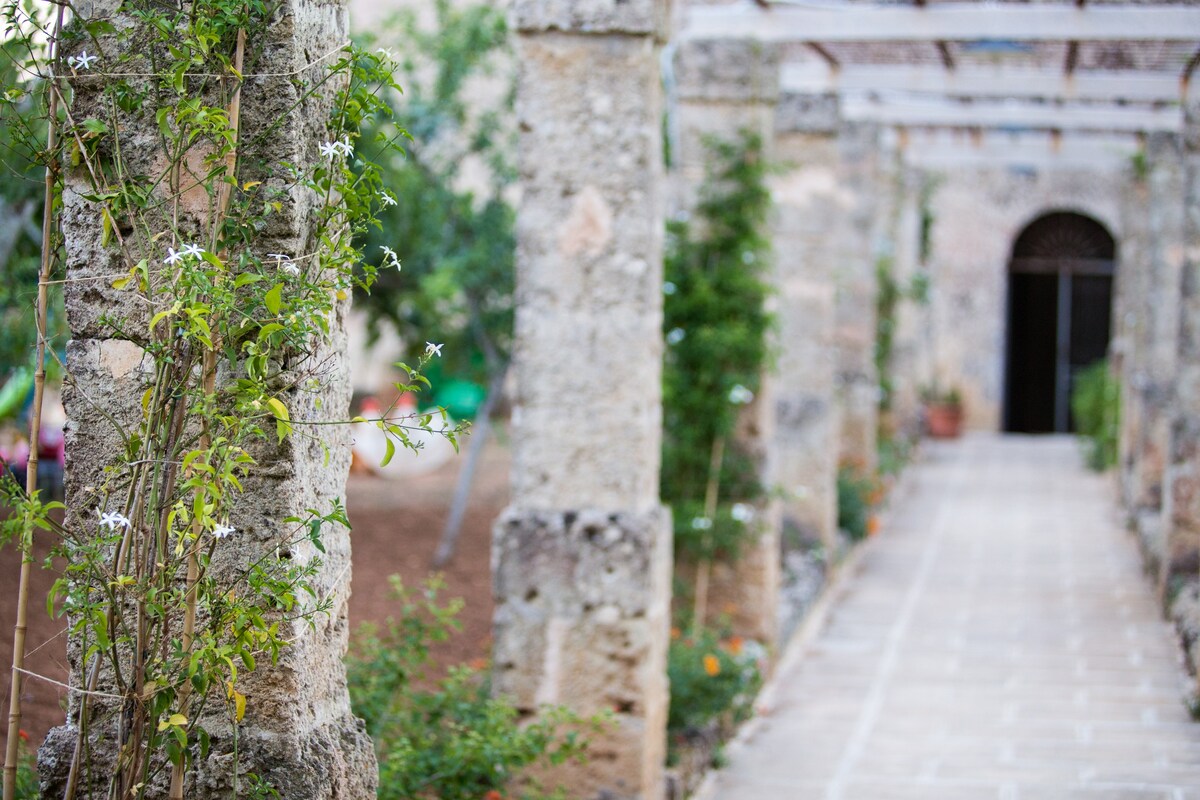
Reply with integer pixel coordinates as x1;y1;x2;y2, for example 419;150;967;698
0;438;509;756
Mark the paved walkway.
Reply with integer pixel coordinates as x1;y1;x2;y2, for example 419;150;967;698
706;435;1200;800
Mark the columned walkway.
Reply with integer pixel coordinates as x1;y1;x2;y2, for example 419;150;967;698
707;435;1200;800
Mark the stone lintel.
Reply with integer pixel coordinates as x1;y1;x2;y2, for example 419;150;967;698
513;0;668;39
492;506;671;800
776;91;841;135
673;38;780;104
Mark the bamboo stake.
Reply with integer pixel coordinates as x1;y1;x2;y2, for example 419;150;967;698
690;436;726;640
4;6;65;798
169;29;245;800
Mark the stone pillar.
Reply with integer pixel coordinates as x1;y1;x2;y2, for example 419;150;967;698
1114;148;1153;517
42;2;374;798
1165;88;1200;584
492;2;670;798
769;92;840;555
668;38;781;645
1127;134;1185;570
884;158;930;442
834;121;883;473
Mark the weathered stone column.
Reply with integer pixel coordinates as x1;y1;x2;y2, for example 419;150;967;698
669;37;781;645
834;121;883;473
1164;88;1200;587
41;2;375;798
769;92;841;556
491;2;670;798
882;156;930;443
1125;134;1185;571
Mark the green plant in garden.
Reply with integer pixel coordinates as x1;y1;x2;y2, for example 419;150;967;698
0;2;460;797
666;630;762;737
837;465;875;542
1071;359;1120;471
662;130;772;561
346;577;598;800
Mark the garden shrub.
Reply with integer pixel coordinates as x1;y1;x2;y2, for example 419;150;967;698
666;629;763;737
346;576;598;800
837;465;875;542
661;129;772;562
1071;359;1120;471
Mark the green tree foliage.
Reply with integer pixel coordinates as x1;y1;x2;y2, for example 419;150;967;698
353;0;514;385
661;131;772;560
0;33;63;389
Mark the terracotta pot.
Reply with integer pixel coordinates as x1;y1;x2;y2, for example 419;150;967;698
926;403;963;439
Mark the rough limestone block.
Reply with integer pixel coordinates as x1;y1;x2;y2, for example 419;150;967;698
673;38;779;104
769;132;841;549
1164;90;1200;583
501;11;670;800
492;509;672;800
42;1;376;797
776;92;840;135
511;31;665;513
833;122;881;471
514;0;668;37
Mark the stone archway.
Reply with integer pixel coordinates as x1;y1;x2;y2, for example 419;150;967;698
1003;211;1117;433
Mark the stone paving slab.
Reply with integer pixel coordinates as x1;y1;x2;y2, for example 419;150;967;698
704;435;1200;800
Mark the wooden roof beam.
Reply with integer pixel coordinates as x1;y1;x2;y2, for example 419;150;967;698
781;63;1184;104
839;94;1181;133
681;2;1200;43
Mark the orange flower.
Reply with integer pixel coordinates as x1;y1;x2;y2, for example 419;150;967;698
867;515;881;537
468;657;489;671
483;791;504;800
703;654;721;677
725;636;744;656
17;729;29;742
670;626;682;640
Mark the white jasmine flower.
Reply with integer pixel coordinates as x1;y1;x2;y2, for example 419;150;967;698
334;138;354;156
164;247;185;265
425;341;443;358
731;503;754;523
179;242;204;259
379;245;401;270
375;47;394;60
380;193;397;207
97;509;131;531
211;523;236;540
666;327;685;345
728;384;754;405
69;50;97;70
319;141;339;158
268;253;300;276
164;243;203;265
691;516;712;531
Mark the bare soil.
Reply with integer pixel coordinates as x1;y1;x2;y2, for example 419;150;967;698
0;438;509;755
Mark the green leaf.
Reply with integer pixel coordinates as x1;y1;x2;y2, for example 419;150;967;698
264;283;283;316
267;397;291;443
381;436;395;467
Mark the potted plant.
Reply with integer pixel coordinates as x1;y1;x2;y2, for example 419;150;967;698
922;385;964;439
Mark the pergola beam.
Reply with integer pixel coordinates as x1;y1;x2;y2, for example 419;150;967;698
682;2;1200;43
895;130;1139;170
840;94;1181;133
780;63;1185;104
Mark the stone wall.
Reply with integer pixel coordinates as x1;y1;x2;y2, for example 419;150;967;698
921;164;1127;431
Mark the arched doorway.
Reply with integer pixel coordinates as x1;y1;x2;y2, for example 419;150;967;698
1004;211;1116;433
